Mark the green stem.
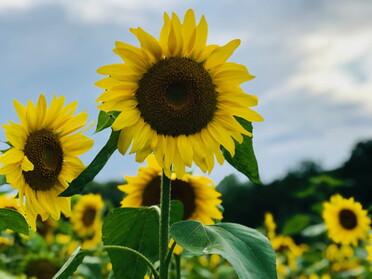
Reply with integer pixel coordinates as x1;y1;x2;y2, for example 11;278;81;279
103;245;159;279
159;169;172;279
175;254;181;279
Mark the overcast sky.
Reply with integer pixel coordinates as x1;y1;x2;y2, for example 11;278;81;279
1;0;372;185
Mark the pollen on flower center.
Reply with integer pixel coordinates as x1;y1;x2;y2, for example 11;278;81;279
82;208;97;227
141;176;196;220
23;129;63;191
135;57;217;136
339;209;357;230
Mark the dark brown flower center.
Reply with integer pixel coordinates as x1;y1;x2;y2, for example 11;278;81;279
82;207;97;227
141;176;196;220
135;57;217;136
24;259;57;279
339;209;357;230
23;129;63;191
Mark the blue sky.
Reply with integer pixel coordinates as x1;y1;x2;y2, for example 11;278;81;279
1;0;372;185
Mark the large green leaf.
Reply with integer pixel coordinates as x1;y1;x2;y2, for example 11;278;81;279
95;111;120;133
0;175;6;186
102;207;159;279
171;221;277;279
0;208;29;235
221;117;260;184
53;247;90;279
59;130;119;197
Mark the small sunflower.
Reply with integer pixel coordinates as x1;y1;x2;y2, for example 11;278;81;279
71;194;103;238
119;155;223;226
96;9;263;178
0;193;25;215
322;194;370;246
0;94;93;230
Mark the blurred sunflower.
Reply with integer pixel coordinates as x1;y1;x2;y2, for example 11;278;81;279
323;194;370;246
119;155;222;225
0;193;25;215
96;9;263;178
0;94;93;230
71;194;103;238
0;236;13;249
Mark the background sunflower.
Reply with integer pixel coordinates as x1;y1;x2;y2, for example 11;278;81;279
322;194;370;246
0;94;94;230
119;155;222;226
71;193;103;239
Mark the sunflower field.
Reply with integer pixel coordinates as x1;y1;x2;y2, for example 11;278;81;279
1;8;372;279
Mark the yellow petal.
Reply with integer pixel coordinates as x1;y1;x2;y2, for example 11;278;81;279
0;148;24;164
205;39;241;69
21;156;34;172
191;15;208;61
130;27;162;61
112;109;141;131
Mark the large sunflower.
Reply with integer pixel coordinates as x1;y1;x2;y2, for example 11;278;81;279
0;94;93;230
119;155;222;226
96;9;263;178
71;193;103;238
323;194;370;246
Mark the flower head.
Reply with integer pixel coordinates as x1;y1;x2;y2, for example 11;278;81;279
119;155;222;225
71;194;103;238
322;194;370;246
0;94;93;230
96;9;263;178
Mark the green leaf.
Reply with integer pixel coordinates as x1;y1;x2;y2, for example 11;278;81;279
170;200;184;226
0;208;29;235
95;111;120;133
282;214;311;236
0;175;6;186
59;130;119;197
221;117;260;184
171;221;277;279
102;207;159;279
53;247;90;279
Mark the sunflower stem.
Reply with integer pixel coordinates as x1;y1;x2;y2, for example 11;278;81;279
159;169;171;279
175;254;181;279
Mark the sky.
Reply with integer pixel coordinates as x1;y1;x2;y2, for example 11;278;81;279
1;0;372;185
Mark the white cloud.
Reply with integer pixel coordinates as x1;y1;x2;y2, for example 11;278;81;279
280;28;372;112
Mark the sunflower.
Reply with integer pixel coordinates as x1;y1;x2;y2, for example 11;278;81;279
71;193;103;238
0;193;25;215
119;155;223;226
322;194;370;246
0;94;93;230
96;9;263;178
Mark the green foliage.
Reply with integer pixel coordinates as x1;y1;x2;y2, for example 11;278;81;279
171;221;277;279
282;214;311;236
53;247;90;279
0;175;6;186
102;207;159;279
59;130;120;197
0;208;29;235
221;117;260;184
95;111;120;133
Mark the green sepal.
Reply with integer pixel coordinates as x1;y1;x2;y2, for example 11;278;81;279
221;117;260;184
170;221;277;279
95;111;120;133
59;130;119;197
0;208;29;235
53;247;91;279
102;207;159;279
